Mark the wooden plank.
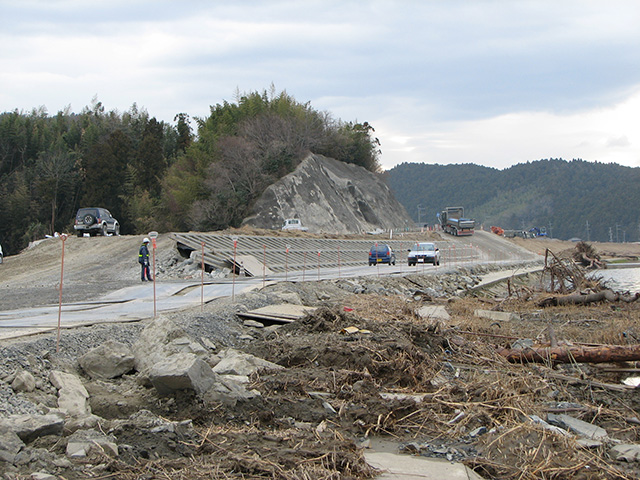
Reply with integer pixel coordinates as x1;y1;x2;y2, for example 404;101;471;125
237;304;316;324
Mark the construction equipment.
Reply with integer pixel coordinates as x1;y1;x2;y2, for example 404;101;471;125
529;227;547;237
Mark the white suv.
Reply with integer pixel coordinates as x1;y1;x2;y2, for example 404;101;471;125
407;242;440;266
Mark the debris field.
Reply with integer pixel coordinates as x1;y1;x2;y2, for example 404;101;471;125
1;243;640;479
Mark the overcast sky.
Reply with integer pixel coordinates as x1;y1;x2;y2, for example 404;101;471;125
2;1;640;171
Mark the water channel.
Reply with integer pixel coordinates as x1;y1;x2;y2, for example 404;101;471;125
592;265;640;293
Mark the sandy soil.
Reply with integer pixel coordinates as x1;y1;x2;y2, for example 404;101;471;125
507;235;640;260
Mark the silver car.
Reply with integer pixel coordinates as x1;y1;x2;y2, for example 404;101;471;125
407;242;440;266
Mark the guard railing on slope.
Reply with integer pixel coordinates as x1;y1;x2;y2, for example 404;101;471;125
170;232;452;274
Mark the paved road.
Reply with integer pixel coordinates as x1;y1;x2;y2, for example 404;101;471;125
0;281;237;340
0;254;542;341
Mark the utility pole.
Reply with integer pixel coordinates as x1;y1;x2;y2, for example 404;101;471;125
609;227;613;243
616;224;621;243
585;221;590;242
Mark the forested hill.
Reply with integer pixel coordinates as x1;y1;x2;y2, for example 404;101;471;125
385;159;640;242
0;89;381;255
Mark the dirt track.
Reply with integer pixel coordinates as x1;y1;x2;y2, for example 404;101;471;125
0;234;177;310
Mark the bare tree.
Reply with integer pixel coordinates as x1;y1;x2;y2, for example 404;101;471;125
37;150;76;234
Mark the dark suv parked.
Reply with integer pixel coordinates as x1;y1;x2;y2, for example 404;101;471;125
368;243;396;266
73;208;120;237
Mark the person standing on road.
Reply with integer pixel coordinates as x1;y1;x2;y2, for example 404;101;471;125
139;238;153;282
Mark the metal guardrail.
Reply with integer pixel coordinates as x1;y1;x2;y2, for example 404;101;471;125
170;232;484;274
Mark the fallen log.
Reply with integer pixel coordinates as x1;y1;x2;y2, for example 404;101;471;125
498;343;640;365
537;289;639;307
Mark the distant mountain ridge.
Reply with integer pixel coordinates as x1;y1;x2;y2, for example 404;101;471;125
385;159;640;242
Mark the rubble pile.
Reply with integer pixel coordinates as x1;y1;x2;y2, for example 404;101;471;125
1;257;640;479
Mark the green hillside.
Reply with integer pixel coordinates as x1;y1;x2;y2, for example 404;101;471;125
386;159;640;242
0;89;380;255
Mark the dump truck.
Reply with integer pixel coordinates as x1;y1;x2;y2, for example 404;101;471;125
438;207;475;236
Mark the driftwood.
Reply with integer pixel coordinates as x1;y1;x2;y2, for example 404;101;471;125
542;248;590;294
498;343;640;364
573;241;606;269
537;289;640;307
575;252;606;269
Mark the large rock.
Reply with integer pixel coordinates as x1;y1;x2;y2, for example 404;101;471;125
242;153;413;234
133;316;208;375
49;371;91;417
79;340;135;380
148;354;217;395
212;348;284;376
416;305;450;321
610;444;640;462
11;370;36;393
65;428;118;458
474;309;519;322
0;413;65;443
0;426;25;463
201;376;261;406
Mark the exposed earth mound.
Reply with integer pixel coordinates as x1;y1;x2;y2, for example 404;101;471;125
242;154;414;234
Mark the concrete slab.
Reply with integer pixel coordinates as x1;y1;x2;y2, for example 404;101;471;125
416;305;450;321
547;413;608;440
474;309;519;322
472;265;543;289
365;451;484;479
237;304;316;324
232;254;273;277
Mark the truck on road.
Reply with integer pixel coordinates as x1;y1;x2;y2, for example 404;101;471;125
438;207;475;236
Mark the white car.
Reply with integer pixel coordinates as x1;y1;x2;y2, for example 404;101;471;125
407;242;440;266
281;218;308;232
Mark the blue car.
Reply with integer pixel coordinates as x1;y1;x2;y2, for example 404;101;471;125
369;244;396;266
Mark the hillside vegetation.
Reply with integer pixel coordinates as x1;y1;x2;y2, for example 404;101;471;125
386;159;640;242
0;88;380;255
